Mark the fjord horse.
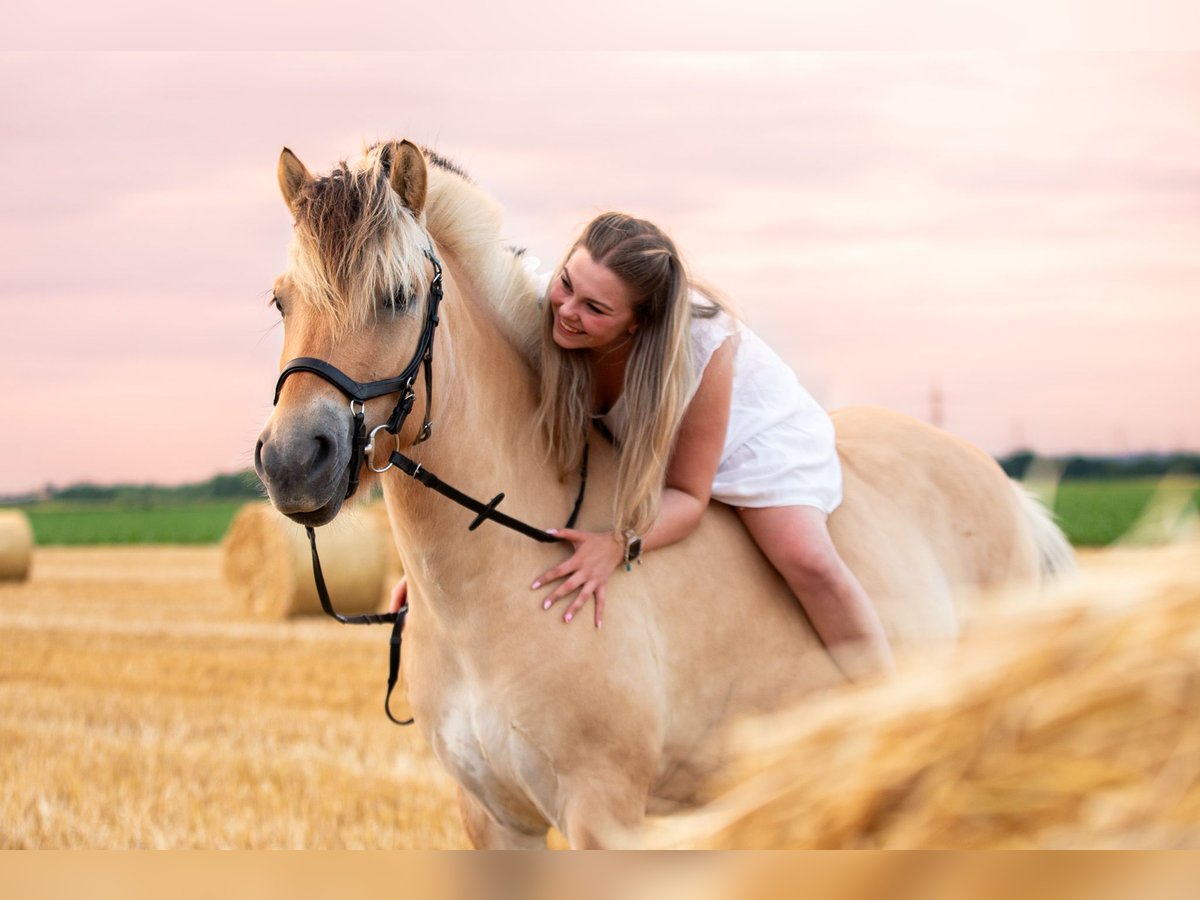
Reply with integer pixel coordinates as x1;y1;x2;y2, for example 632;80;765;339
255;140;1072;848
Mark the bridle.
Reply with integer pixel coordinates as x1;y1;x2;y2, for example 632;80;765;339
269;244;587;725
272;246;445;503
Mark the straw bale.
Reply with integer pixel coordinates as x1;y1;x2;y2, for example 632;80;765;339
650;539;1200;849
0;510;34;582
221;502;402;620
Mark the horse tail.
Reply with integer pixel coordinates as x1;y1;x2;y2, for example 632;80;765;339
1011;481;1076;580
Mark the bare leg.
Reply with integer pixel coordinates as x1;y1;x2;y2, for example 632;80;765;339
737;505;895;681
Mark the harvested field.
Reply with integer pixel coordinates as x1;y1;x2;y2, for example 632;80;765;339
3;542;1196;848
0;546;465;849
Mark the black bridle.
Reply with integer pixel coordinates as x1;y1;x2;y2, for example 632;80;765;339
270;245;586;725
273;247;445;503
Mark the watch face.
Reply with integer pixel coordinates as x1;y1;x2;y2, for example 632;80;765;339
627;536;643;563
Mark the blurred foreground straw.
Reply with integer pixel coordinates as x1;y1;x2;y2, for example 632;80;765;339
650;537;1200;849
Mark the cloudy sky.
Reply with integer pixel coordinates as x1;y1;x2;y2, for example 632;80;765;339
1;51;1197;494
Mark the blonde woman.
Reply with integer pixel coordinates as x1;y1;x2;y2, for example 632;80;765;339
527;212;894;680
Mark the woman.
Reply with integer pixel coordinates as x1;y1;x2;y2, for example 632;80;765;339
396;212;894;680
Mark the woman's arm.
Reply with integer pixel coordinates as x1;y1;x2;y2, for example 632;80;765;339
534;338;735;627
643;336;734;552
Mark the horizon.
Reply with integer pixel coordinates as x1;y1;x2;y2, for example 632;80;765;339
1;52;1198;494
6;446;1200;504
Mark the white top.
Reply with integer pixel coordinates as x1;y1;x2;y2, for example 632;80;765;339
530;259;841;513
604;308;843;513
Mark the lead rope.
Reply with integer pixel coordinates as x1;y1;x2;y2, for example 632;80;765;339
304;443;590;726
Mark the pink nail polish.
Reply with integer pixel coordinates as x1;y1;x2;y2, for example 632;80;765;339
543;600;551;610
564;613;572;623
531;581;540;589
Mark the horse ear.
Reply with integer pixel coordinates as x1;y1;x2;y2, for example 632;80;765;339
278;148;312;210
388;140;427;216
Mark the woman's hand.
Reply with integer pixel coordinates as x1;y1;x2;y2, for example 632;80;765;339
532;528;625;628
388;576;408;614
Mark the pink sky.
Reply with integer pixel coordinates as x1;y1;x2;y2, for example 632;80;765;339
1;52;1198;494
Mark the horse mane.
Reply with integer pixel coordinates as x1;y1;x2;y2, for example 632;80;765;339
421;148;542;359
287;141;541;357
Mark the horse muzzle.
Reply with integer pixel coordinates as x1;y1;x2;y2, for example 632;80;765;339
255;403;353;526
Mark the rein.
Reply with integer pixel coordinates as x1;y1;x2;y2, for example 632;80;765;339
273;244;587;726
388;445;587;544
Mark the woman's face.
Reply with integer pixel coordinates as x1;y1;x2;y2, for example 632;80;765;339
548;248;639;354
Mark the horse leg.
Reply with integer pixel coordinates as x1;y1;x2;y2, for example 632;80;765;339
456;786;548;850
560;777;649;849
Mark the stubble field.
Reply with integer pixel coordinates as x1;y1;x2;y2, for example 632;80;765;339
3;535;1197;849
0;546;468;849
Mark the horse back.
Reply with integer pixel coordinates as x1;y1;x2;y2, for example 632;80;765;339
830;406;1041;641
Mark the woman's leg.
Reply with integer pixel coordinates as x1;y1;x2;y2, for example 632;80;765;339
737;505;894;681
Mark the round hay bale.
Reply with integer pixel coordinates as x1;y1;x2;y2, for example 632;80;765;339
222;502;402;620
0;510;34;582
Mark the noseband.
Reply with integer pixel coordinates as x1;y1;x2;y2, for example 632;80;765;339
272;247;445;501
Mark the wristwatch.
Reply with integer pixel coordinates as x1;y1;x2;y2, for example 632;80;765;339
622;530;643;568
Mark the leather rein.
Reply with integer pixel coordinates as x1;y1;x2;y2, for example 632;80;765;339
271;246;586;725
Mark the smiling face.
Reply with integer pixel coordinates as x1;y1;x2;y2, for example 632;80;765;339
547;248;639;355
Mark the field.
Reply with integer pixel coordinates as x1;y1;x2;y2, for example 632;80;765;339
0;546;467;849
4;538;1197;848
21;501;246;545
1052;478;1199;546
3;476;1197;848
14;477;1198;548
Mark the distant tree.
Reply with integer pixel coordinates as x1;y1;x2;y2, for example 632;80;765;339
56;483;120;502
997;450;1035;479
206;471;264;498
997;451;1200;481
48;470;263;504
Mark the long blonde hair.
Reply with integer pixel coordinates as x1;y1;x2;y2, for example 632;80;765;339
534;213;708;537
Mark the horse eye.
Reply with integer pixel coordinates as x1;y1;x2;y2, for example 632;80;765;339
382;288;410;312
271;296;284;316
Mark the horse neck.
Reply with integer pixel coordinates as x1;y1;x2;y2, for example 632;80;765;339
381;250;568;608
432;248;541;455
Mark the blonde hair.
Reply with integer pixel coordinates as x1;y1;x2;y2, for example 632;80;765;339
534;213;720;537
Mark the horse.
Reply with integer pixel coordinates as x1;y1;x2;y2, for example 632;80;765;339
255;140;1073;848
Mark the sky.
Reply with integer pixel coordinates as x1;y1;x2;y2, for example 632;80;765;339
1;50;1198;494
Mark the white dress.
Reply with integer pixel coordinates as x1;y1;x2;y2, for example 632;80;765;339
532;265;843;514
605;308;842;513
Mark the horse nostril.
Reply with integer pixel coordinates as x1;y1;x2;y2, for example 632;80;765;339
311;432;334;470
255;420;344;498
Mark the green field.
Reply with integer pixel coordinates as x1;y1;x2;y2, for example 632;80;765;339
7;477;1198;547
1050;478;1199;547
19;501;246;545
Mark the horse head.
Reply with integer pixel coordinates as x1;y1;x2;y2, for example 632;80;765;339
255;140;439;526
